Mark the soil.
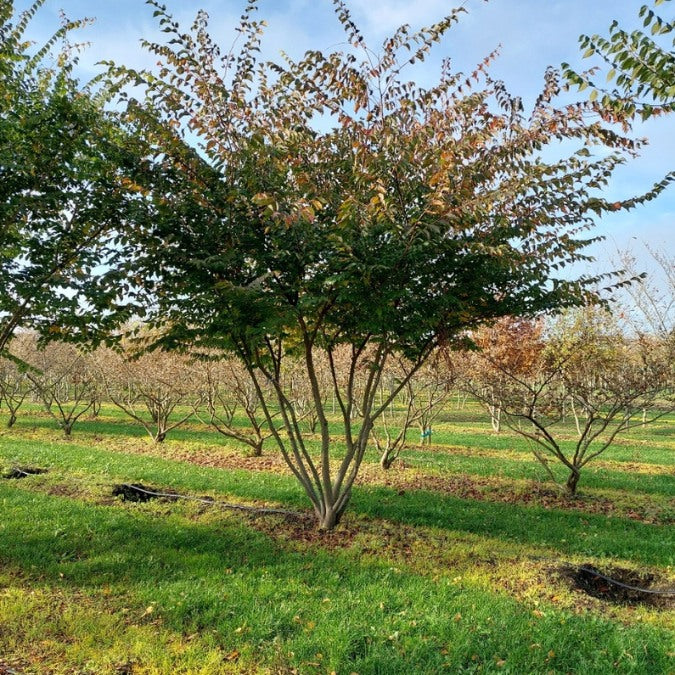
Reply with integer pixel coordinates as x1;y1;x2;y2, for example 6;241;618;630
563;563;675;608
2;466;48;479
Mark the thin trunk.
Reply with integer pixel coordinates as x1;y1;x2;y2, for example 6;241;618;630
565;468;580;496
380;452;394;470
489;403;501;433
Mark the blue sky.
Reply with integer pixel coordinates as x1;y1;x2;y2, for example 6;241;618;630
16;0;675;278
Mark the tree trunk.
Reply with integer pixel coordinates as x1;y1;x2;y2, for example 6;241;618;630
317;501;347;531
380;451;395;470
251;441;263;457
565;468;580;496
155;430;167;443
7;413;16;428
489;404;501;433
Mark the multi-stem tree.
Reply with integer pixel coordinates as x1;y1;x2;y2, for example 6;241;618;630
464;308;674;495
15;334;98;436
374;355;453;469
0;353;30;427
112;1;670;529
614;245;674;348
194;357;276;457
462;317;546;433
96;345;200;443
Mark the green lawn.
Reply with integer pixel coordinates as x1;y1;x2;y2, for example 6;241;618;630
0;404;673;673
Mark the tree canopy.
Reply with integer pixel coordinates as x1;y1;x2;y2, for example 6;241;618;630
0;0;144;357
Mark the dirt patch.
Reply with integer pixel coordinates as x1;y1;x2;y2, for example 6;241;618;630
252;513;358;549
44;482;86;499
112;483;179;503
2;466;48;479
563;563;675;608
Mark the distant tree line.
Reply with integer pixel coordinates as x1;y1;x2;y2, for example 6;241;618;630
3;293;672;497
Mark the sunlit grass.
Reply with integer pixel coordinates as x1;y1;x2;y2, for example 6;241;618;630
0;404;673;673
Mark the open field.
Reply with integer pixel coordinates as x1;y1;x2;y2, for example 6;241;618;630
0;403;673;674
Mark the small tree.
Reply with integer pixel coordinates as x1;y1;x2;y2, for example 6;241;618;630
194;357;276;457
464;308;674;495
111;1;670;528
97;346;200;443
0;354;30;427
462;317;546;432
614;245;674;343
374;355;453;469
15;335;98;436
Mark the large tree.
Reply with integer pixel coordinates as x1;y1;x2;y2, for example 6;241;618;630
112;1;671;529
0;0;144;357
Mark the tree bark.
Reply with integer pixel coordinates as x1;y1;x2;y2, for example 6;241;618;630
317;500;347;530
380;452;395;470
566;468;580;496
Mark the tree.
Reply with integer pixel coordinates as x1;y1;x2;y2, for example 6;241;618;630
614;244;674;344
14;334;98;436
563;0;675;119
0;0;143;358
373;354;453;469
96;345;200;443
0;353;30;427
463;308;674;495
112;1;671;529
462;317;546;433
194;357;276;457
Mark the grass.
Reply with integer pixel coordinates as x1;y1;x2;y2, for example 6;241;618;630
0;403;673;673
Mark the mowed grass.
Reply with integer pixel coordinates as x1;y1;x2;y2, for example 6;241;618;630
0;403;673;674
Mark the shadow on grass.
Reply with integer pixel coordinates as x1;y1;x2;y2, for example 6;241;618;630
0;483;672;675
1;432;672;567
353;487;674;566
7;416;674;499
12;414;217;444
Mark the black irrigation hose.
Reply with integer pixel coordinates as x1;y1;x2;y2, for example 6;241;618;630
577;565;675;596
118;483;309;521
